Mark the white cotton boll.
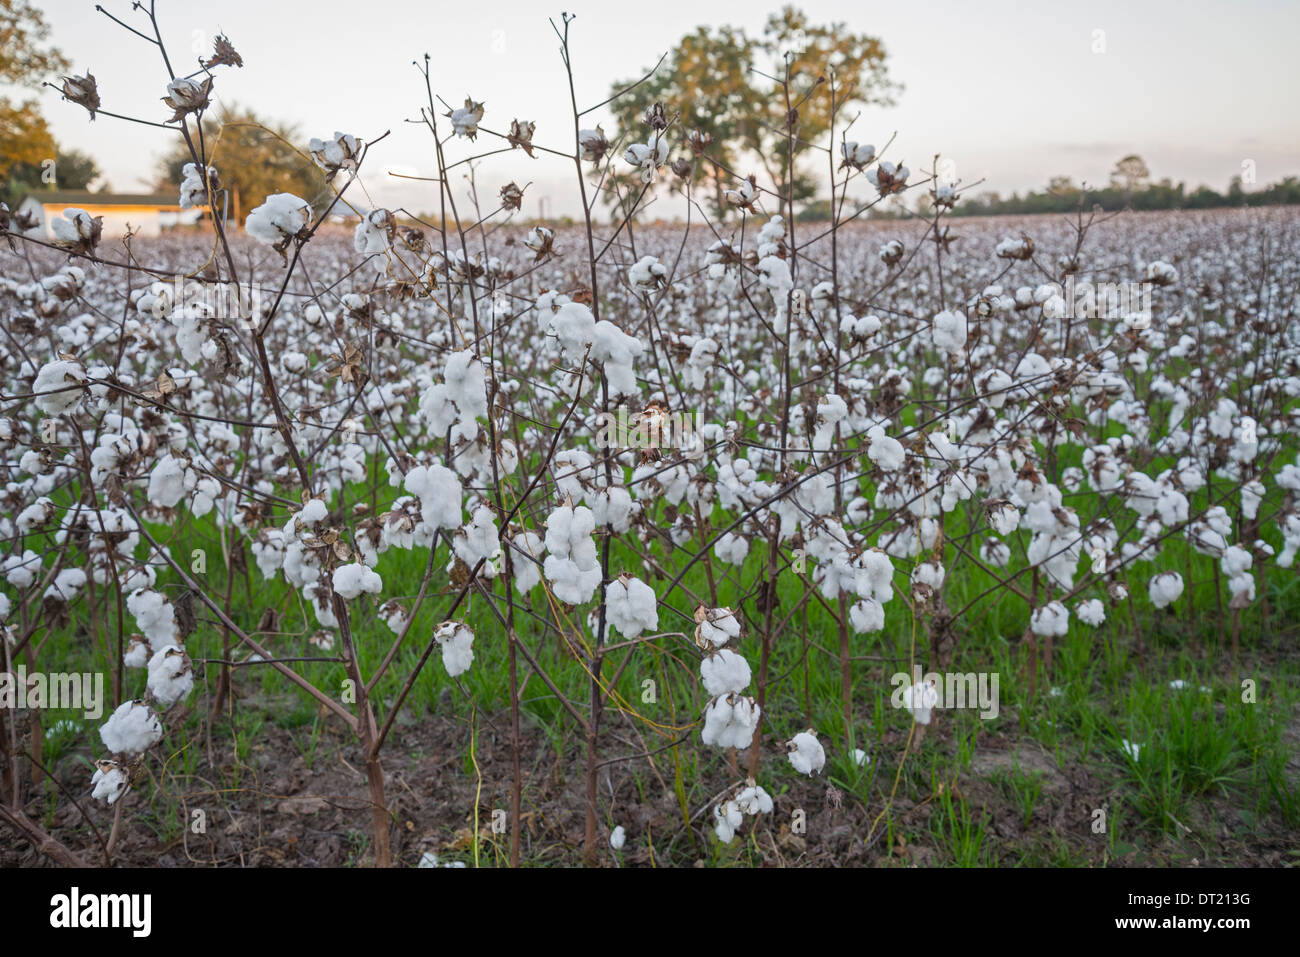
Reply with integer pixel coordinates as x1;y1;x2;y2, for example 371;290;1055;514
33;359;88;415
99;700;162;756
404;464;463;530
988;502;1020;536
609;826;626;850
911;561;946;594
1220;545;1251;578
701;694;760;750
787;731;826;776
734;785;774;816
714;531;751;566
1076;599;1106;627
444;351;488;425
1148;571;1184;610
1030;601;1070;637
853;749;870;767
281;351;309;374
146;646;194;707
434;621;475;677
867;425;905;471
178;163;215;209
902;680;939;725
849;597;885;634
90;760;130;805
713;800;743;843
3;550;41;588
332;562;383;600
126;589;179;650
123;638;150;669
353;209;392;254
701;648;752;696
604;575;659;639
147;454;192;508
932;310;968;356
43;569;87;603
695;607;741;647
245;193;311;246
591;487;635;533
453;506;500;567
1120;739;1142;762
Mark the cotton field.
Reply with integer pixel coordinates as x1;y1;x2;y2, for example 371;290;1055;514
1;4;1298;873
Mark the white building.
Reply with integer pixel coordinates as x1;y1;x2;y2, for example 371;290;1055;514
17;190;204;239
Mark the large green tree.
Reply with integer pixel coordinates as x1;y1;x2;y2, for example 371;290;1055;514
609;5;899;219
155;106;330;222
0;0;67;180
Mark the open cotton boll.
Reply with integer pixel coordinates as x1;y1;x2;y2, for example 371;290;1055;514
90;760;130;806
609;826;626;850
1076;599;1106;627
902;680;939;725
124;637;150;669
604;575;659;638
1148;571;1184;609
453;506;500;567
932;310;968;356
849;597;886;634
332;562;383;600
734;785;774;816
866;424;905;471
434;621;475;677
403;464;463;530
1030;601;1070;637
713;799;744;843
694;606;741;648
99;700;163;755
443;351;488;425
509;531;544;594
245;193;311;246
700;648;751;696
147;454;194;508
147;646;194;707
126;589;179;650
701;694;760;750
1120;739;1142;762
786;731;826;776
33;359;88;415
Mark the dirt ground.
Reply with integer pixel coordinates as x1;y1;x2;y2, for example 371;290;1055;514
4;695;1294;867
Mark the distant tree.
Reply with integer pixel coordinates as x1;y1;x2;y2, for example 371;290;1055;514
609;5;899;219
155;106;330;222
0;0;67;180
1110;154;1150;194
4;148;100;204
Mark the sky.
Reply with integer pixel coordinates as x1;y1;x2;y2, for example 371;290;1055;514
12;0;1300;218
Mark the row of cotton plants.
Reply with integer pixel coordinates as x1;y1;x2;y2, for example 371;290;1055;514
1;5;1297;866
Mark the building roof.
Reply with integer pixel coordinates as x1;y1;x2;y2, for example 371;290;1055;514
22;190;185;208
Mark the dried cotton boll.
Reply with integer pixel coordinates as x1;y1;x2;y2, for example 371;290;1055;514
146;646;194;707
332;562;383;600
434;621;475;677
786;731;826;776
99;700;163;756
